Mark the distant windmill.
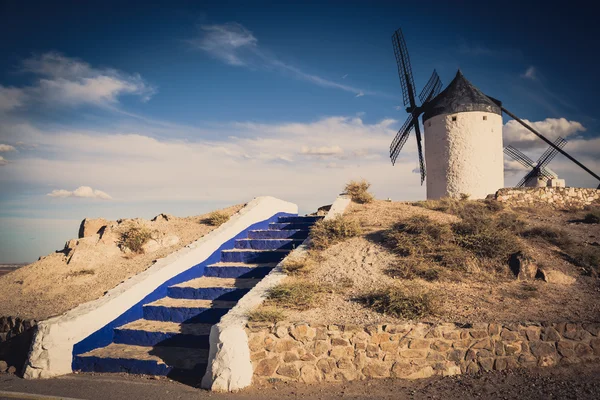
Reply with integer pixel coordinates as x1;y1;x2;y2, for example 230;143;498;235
389;28;443;184
504;137;567;187
389;27;600;198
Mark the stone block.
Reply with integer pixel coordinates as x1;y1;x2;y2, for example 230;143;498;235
541;327;561;342
337;357;353;369
574;343;593;358
362;361;391;378
330;346;354;360
299;365;322;383
277;364;300;379
557;341;574;358
479;358;494;372
289;324;316;342
316;358;337;374
529;341;556;358
313;340;331;357
447;349;466;362
283;351;299;363
399;349;427;359
331;338;350;346
431;340;451;352
409;339;430;349
255;357;280;377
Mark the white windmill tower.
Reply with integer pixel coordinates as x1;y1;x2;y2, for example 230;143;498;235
389;28;600;197
389;29;503;200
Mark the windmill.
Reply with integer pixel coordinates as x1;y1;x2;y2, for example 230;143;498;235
504;137;567;188
389;28;443;184
388;27;600;197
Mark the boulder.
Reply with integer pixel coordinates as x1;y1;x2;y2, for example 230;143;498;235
0;360;7;373
538;269;576;285
78;218;109;238
509;251;538;280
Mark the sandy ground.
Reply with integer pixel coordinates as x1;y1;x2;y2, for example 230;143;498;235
285;200;600;325
1;363;600;399
0;205;243;320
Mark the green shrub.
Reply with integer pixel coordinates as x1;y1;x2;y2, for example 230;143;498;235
247;307;286;323
120;226;153;254
344;179;374;204
310;215;362;250
205;211;230;226
359;287;435;319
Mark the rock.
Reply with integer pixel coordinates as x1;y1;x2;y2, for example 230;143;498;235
542;327;562;341
509;251;538;280
299;365;322;383
530;341;556;357
362;361;390;378
151;213;173;222
574;343;593;358
276;364;300;379
538;269;576;285
316;358;336;374
289;324;316;343
78;218;108;238
0;360;7;373
254;357;280;377
7;366;16;374
282;351;299;362
557;341;574;358
479;358;494;372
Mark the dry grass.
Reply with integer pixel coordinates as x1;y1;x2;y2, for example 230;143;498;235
358;287;435;319
309;215;362;250
281;256;314;275
344;179;374;204
66;269;95;277
247;307;286;323
119;226;153;254
383;210;521;281
266;280;329;311
205;211;230;227
520;225;573;248
583;209;600;224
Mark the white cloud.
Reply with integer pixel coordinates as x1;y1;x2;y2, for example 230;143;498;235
521;66;537;80
0;144;16;152
47;186;112;200
0;86;26;111
300;145;344;156
503;118;586;149
1;53;155;112
190;22;258;66
190;22;379;98
0;156;7;166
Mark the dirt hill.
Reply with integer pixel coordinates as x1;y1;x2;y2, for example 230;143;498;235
0;205;243;320
263;199;600;326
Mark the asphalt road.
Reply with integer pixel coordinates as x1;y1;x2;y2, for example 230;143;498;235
1;363;600;400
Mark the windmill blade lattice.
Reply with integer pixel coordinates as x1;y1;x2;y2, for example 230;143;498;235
419;70;442;104
504;145;536;169
390;114;414;165
392;28;417;107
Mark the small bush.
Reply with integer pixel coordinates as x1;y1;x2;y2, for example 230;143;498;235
452;219;521;260
120;226;153;254
359;287;435;319
281;256;314;275
583;210;600;224
267;281;328;310
206;211;230;226
459;193;470;201
567;246;600;274
521;226;573;248
496;212;527;233
344;179;374;204
67;269;95;277
310;215;362;250
247;307;286;323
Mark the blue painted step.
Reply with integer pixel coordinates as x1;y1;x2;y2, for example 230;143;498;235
220;249;289;263
167;277;259;300
143;299;235;323
248;229;309;240
268;222;314;230
113;320;211;348
75;343;208;376
234;238;303;250
203;263;275;279
277;216;323;223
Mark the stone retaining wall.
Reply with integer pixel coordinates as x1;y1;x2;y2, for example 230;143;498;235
0;316;36;343
246;322;600;383
495;187;600;209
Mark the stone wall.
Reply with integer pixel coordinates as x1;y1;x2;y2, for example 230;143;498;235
0;316;37;374
495;187;600;209
246;322;600;383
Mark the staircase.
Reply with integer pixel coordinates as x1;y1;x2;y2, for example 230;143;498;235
73;215;322;381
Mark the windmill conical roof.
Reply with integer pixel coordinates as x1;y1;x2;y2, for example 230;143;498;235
422;70;501;122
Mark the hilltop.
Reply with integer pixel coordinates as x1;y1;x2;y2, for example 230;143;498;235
0;205;243;320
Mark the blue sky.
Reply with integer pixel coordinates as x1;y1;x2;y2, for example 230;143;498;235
1;0;598;263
